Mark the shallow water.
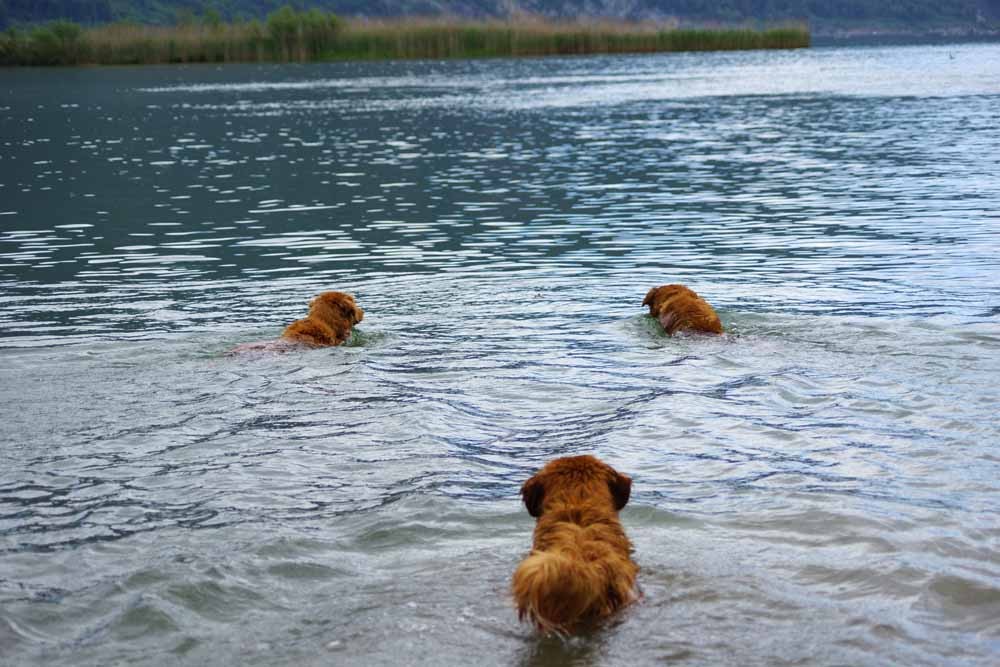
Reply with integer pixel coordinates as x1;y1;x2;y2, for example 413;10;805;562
1;43;999;666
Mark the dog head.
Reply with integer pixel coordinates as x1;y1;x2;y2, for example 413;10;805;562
310;291;364;326
642;284;695;316
521;455;632;519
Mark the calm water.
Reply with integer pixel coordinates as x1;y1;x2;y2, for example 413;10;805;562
1;43;999;666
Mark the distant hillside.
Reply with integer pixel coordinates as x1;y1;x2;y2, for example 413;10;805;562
3;0;1000;35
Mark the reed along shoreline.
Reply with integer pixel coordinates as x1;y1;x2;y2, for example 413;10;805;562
0;9;810;67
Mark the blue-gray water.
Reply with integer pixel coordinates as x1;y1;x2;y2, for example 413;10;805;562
1;43;999;666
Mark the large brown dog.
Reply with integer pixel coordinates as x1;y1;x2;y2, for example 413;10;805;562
512;455;639;635
227;291;363;354
642;284;723;335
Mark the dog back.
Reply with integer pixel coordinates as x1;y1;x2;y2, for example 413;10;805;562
512;455;638;634
642;284;722;335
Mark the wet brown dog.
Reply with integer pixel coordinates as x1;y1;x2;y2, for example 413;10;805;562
512;455;638;635
281;291;364;346
227;291;364;354
643;284;723;335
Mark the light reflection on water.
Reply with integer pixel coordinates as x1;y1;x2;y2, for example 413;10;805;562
1;43;999;666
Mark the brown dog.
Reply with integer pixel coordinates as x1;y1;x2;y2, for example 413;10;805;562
512;455;639;635
281;291;364;346
642;284;723;335
227;291;363;355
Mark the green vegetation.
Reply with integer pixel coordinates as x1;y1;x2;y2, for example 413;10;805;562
0;8;809;66
1;1;996;33
331;20;809;61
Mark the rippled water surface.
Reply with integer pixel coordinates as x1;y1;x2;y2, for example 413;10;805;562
2;43;999;666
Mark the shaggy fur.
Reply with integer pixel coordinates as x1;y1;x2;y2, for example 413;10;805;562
512;455;639;635
642;284;723;335
281;291;364;347
227;291;363;355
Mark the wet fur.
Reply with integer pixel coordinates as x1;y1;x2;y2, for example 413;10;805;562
281;291;364;347
642;284;722;335
512;455;638;635
227;291;364;355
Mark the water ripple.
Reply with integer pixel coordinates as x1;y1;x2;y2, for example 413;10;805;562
1;43;999;666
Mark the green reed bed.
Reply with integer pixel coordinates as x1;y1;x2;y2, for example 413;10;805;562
339;21;809;60
0;9;810;67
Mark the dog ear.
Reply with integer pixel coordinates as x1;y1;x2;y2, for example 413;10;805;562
521;474;545;518
609;472;632;511
642;287;657;307
334;296;357;318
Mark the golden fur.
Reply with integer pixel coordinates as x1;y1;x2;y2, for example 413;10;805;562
512;455;638;635
226;291;363;355
281;291;364;347
642;284;723;335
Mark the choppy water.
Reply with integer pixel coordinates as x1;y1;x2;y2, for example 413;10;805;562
1;43;999;666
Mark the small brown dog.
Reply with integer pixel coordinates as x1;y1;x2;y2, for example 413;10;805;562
512;455;639;635
642;284;723;335
227;291;364;354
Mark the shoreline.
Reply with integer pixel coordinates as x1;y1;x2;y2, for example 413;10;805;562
0;11;810;67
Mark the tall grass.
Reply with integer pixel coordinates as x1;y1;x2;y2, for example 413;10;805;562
0;9;810;67
337;18;810;60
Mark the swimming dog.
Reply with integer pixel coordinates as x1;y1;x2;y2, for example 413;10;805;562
642;284;722;335
512;455;638;635
227;291;364;354
281;291;364;347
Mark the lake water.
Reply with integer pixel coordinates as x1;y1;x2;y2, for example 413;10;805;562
1;42;999;666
